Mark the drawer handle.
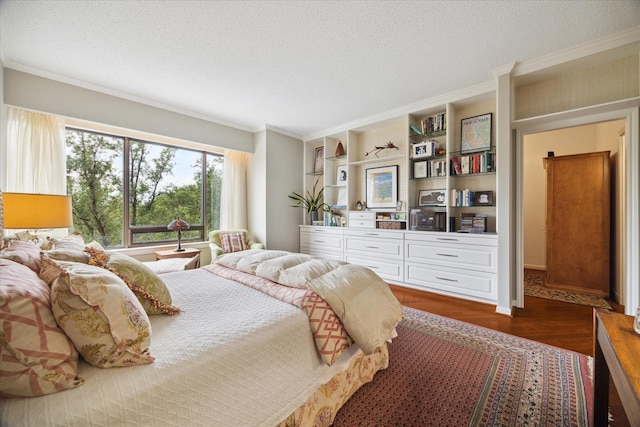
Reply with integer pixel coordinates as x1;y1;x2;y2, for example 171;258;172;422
364;233;379;236
436;237;459;241
436;276;458;282
367;265;379;269
436;253;458;257
314;240;326;243
365;246;379;249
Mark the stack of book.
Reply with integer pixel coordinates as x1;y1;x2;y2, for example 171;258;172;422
421;113;447;134
459;213;488;233
450;152;496;175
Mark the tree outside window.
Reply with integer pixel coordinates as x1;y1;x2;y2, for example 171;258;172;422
66;128;222;248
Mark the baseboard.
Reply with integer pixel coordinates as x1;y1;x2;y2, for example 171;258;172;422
524;263;546;271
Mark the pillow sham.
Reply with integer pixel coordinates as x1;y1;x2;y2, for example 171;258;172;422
42;256;154;368
220;231;248;253
0;240;42;273
90;249;177;316
0;258;83;397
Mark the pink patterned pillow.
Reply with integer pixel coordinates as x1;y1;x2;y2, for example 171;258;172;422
0;240;42;274
0;258;83;397
220;232;248;253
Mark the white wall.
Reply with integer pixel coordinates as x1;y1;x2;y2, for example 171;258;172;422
523;120;623;269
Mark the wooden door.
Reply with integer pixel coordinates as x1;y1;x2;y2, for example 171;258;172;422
546;151;610;296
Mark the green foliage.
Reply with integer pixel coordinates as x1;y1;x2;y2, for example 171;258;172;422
288;178;329;214
66;129;223;248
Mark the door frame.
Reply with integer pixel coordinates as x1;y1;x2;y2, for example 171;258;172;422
513;100;639;315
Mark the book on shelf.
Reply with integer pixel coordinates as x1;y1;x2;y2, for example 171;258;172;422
451;156;462;175
420;113;447;134
410;124;422;135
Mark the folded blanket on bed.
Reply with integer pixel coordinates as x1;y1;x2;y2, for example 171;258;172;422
211;250;403;355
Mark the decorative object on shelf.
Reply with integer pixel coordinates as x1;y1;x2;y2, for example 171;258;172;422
413;161;427;179
167;218;190;252
396;201;403;211
411;140;438;159
313;146;324;173
336;165;347;185
354;200;366;211
335;141;345;157
461;113;492;154
288;177;329;225
474;191;494;206
2;192;73;245
366;165;398;209
418;189;446;207
365;141;399;158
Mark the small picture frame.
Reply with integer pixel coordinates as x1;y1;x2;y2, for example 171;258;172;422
411;142;432;159
396;200;403;211
336;165;347;185
413;161;427;179
474;191;494;206
461;113;492;154
418;189;446;207
314;146;324;174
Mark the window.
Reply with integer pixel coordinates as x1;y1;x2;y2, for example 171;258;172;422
66;128;223;248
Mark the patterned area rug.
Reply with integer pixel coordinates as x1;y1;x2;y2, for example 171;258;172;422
333;307;593;426
524;269;612;309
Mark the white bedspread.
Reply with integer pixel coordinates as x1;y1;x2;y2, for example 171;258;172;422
0;268;362;427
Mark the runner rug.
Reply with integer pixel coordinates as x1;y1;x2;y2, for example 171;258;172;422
524;269;612;310
333;307;593;426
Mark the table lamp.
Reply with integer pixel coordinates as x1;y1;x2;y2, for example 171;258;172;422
167;218;189;252
2;192;73;243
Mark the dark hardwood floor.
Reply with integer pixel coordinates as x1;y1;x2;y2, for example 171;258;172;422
389;284;630;427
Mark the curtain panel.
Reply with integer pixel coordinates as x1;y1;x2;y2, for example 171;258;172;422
6;107;66;194
220;150;249;229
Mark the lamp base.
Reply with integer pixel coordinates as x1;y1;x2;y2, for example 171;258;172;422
174;248;185;252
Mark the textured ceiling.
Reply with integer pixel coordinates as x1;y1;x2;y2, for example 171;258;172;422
1;1;639;139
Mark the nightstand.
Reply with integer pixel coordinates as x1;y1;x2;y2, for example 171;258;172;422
155;247;201;268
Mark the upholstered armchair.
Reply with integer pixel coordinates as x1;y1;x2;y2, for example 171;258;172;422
208;229;265;261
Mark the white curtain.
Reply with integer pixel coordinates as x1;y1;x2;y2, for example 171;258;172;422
6;107;66;194
220;150;249;229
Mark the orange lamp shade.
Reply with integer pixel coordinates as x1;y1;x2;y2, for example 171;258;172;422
2;192;73;229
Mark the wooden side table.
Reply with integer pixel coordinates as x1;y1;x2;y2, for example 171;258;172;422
593;310;640;426
155;247;201;268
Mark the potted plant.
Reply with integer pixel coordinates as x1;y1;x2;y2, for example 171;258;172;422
288;178;330;224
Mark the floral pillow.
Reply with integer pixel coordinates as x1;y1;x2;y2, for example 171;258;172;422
0;258;83;397
42;255;154;368
0;240;42;273
220;232;248;253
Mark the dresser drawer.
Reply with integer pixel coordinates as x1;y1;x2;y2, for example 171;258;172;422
300;232;343;250
348;211;375;220
345;236;403;259
405;262;497;302
405;240;497;273
345;254;403;282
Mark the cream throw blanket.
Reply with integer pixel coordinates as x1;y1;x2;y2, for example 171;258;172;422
215;249;403;354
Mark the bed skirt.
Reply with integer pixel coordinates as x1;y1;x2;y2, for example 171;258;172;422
278;342;390;427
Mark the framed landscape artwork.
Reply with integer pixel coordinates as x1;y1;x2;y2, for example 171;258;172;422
366;165;398;209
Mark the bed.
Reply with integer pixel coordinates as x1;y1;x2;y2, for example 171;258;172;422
0;243;402;426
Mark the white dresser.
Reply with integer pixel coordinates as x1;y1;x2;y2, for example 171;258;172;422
404;231;498;303
299;226;344;260
343;228;404;282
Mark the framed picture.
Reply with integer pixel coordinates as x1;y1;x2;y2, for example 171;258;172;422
411;142;432;159
413;161;427;179
418;189;446;207
314;146;324;173
366;165;398;209
461;113;492;154
474;190;494;205
336;165;347;185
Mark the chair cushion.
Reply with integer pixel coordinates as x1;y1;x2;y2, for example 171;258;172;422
220;231;248;253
